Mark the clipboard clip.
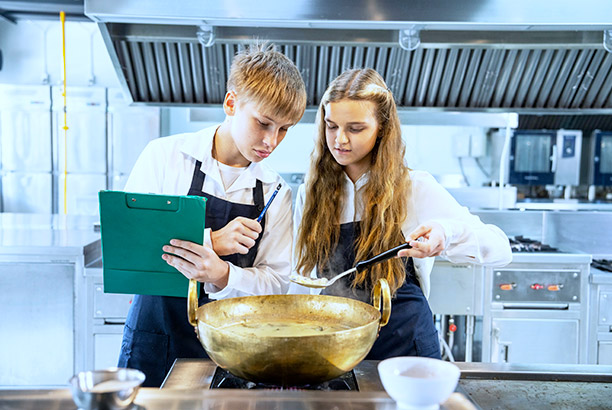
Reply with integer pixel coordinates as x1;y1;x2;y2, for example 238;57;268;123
126;193;180;211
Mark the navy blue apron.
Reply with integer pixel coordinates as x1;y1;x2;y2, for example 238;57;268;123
118;160;266;387
319;222;441;360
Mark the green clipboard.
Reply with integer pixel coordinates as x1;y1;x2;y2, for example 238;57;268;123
99;190;207;297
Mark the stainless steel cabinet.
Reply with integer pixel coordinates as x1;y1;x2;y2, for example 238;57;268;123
0;262;74;386
86;267;132;370
52;87;107;174
429;262;485;316
107;88;160;189
589;276;612;364
0;85;53;213
490;316;580;364
1;85;160;214
1;173;52;213
57;173;107;216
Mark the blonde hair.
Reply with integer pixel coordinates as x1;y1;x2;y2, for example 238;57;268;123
227;44;307;124
295;68;411;296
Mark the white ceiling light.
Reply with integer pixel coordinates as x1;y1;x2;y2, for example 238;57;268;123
399;27;421;51
197;24;216;47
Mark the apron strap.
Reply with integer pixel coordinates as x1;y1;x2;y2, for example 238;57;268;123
188;160;205;193
253;179;264;213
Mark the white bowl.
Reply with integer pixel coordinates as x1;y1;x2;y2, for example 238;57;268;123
378;357;460;410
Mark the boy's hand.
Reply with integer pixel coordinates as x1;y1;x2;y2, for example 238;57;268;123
210;216;262;256
162;239;230;289
397;222;446;259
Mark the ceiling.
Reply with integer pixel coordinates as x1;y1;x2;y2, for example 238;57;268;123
4;0;612;123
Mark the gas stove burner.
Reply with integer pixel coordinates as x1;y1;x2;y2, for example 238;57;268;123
209;367;359;391
592;259;612;273
509;236;559;253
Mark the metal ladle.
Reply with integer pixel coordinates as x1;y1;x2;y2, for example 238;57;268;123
290;243;412;289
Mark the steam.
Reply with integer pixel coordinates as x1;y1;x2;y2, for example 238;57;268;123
318;254;369;303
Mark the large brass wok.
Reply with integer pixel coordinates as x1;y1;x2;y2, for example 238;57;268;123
187;278;391;386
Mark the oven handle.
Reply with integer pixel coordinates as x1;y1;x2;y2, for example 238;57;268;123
551;144;558;172
501;302;569;310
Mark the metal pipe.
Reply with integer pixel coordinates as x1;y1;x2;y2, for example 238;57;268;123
465;315;475;362
498;117;512;209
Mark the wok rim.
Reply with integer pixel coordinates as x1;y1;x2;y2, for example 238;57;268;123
195;293;382;335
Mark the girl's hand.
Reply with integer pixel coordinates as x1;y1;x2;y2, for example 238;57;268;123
162;239;230;289
397;222;447;259
211;216;262;256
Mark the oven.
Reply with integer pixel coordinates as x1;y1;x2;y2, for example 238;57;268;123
482;238;591;364
583;130;612;187
508;129;582;186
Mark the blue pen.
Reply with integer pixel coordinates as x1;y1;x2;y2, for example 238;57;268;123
257;183;282;223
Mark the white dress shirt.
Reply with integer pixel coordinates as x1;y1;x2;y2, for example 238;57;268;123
292;170;512;297
124;125;293;299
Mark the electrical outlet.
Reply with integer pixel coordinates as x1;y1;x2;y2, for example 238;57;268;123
470;132;487;157
452;133;471;157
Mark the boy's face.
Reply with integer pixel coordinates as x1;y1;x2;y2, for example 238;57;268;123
224;91;295;164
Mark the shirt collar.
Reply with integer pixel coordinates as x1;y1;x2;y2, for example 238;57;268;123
343;170;369;191
179;125;279;192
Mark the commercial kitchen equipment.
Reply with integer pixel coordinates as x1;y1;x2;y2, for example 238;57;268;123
588;256;612;365
507;129;582;186
582;130;612;187
85;0;612;113
0;85;160;215
482;237;592;364
0;85;53;213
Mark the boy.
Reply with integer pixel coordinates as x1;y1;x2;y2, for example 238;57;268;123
118;44;307;387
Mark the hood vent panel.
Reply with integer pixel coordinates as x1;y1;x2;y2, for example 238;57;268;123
109;32;612;111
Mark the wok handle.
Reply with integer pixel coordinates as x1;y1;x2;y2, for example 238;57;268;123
372;278;391;328
188;278;199;327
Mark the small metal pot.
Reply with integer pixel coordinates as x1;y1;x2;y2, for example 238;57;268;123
187;278;390;386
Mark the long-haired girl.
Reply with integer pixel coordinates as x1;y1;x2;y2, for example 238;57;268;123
293;68;511;359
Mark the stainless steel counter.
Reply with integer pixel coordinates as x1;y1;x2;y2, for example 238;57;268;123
2;361;612;409
0;213;100;259
0;213;101;387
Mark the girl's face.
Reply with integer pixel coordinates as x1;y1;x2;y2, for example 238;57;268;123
324;99;379;182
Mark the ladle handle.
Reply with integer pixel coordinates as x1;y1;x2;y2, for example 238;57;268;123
188;278;199;327
373;278;391;327
355;242;412;273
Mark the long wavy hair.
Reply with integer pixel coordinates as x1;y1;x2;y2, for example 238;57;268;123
295;68;411;296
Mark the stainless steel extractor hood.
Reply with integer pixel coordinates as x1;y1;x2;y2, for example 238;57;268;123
85;0;612;113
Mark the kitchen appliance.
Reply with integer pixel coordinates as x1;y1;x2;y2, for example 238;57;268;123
588;257;612;365
0;85;53;213
508;129;582;186
85;1;612;113
209;367;358;391
582;130;612;187
187;278;390;386
482;237;591;364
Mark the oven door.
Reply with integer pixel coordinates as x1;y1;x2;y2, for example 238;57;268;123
592;130;612;186
491;314;580;364
509;130;556;185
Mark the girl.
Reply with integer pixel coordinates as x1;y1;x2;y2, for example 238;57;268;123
293;68;511;359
